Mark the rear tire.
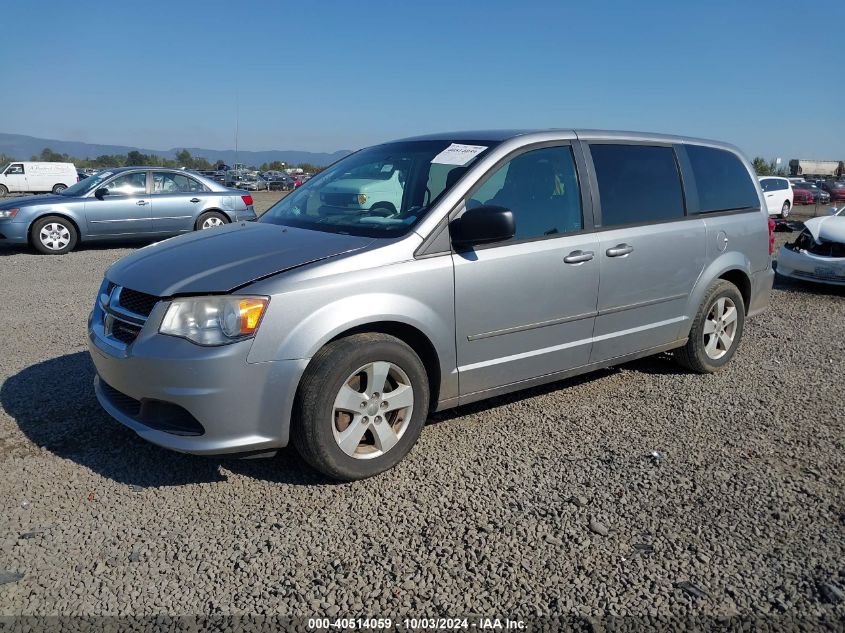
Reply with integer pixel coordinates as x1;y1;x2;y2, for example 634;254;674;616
675;280;745;373
781;201;790;218
195;211;228;230
292;333;430;481
31;215;78;255
52;183;68;194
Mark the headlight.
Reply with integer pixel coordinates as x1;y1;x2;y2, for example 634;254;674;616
0;208;19;219
160;296;269;346
357;194;368;205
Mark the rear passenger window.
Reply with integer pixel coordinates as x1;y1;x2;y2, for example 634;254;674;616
760;178;775;192
686;145;759;212
153;172;206;193
590;144;685;227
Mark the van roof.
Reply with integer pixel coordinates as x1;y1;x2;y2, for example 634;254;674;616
393;129;740;152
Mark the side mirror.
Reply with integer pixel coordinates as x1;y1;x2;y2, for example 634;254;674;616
450;205;515;246
94;188;109;200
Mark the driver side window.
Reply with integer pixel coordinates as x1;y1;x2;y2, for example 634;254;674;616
105;172;147;196
7;164;25;175
467;146;583;241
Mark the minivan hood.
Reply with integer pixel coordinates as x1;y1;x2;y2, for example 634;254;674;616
106;222;374;296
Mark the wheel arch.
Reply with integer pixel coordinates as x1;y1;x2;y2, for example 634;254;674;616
27;212;82;246
323;321;442;410
718;268;751;312
684;253;753;336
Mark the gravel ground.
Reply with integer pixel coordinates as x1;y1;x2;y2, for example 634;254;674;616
0;199;843;626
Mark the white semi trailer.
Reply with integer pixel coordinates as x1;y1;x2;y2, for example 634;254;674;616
789;159;844;178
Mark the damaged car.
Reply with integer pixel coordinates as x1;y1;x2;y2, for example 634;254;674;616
777;208;845;285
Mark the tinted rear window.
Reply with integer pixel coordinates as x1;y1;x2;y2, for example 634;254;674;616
686;145;759;212
590;144;685;227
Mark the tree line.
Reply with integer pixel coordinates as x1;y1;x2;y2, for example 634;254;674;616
0;148;324;173
751;157;787;177
0;147;785;177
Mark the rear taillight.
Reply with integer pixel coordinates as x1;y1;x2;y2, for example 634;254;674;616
241;195;253;206
768;218;776;255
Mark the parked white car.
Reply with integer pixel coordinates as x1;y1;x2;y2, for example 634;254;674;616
0;162;78;196
777;208;845;285
758;176;794;218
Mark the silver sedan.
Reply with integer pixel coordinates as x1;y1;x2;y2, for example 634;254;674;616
0;167;257;254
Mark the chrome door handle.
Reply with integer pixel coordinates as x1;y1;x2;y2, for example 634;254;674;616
564;250;594;264
136;200;148;206
606;243;633;257
190;198;200;203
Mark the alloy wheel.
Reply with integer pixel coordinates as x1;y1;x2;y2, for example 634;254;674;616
703;297;738;360
331;361;414;459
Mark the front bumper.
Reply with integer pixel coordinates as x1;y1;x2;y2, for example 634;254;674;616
88;299;308;455
0;219;29;243
777;245;845;286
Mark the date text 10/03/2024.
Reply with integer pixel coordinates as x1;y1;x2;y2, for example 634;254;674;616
307;617;527;630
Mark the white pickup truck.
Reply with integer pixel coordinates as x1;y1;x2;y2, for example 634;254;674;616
0;161;78;196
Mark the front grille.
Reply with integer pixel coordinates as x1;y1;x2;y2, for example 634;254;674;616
321;193;356;206
98;284;158;347
117;288;159;317
100;381;141;416
111;319;141;344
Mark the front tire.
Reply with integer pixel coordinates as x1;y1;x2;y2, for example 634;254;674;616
292;333;430;481
0;184;8;197
31;216;78;255
781;201;790;218
195;211;229;230
675;280;745;373
369;202;397;217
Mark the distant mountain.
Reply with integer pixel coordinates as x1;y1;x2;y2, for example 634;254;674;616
0;132;351;167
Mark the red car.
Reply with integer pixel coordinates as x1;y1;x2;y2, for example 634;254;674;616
293;175;303;188
791;184;814;204
822;180;845;201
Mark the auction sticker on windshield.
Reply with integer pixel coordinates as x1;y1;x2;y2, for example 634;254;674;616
431;143;488;165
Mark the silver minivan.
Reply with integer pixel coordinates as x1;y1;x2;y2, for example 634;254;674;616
88;130;774;480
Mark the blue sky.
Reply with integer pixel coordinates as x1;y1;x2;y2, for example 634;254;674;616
2;0;842;159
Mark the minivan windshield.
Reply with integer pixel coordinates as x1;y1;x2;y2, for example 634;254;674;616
260;140;497;237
